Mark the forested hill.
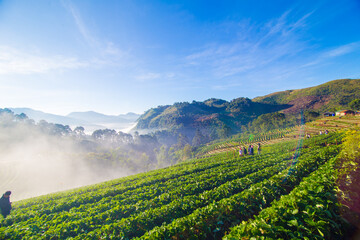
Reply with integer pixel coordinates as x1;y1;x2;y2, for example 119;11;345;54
136;79;360;137
136;97;287;134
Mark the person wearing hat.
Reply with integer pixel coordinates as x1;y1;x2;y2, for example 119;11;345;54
0;191;12;218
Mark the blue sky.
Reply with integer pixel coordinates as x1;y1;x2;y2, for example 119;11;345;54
0;0;359;115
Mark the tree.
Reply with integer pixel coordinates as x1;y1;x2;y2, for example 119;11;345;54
74;126;85;137
15;113;28;121
192;129;206;146
208;127;219;141
118;131;134;144
51;124;72;136
181;144;193;161
140;152;150;171
217;125;231;139
250;112;287;132
155;145;170;167
349;99;360;110
177;133;189;148
304;111;320;122
92;129;105;141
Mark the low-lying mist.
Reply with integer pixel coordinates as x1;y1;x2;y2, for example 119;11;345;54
0;109;208;202
0;114;134;201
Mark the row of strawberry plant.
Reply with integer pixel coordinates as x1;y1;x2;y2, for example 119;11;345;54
224;156;347;239
2;152;255;225
8;132;328;223
15;147;244;209
11;148;247;215
138;144;340;240
1;151;292;239
2;133;336;239
75;157;293;239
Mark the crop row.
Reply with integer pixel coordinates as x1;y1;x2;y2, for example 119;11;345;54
71;156;293;239
1;151;294;238
137;145;340;239
13;148;252;213
0;133;341;239
12;135;301;215
224;156;346;239
15;148;241;209
6;150;284;226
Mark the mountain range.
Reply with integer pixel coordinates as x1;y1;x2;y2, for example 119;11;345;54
9;78;360;137
10;108;140;134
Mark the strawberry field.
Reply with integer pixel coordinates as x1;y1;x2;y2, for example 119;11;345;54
0;132;356;239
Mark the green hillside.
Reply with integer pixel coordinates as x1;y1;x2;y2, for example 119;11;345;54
136;98;285;132
135;79;360;142
1;128;359;239
253;78;360;113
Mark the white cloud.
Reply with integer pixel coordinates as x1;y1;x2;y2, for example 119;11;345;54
63;0;98;48
323;42;360;58
184;10;313;79
62;0;129;63
134;72;177;84
183;8;359;89
0;46;87;75
104;42;122;56
300;42;360;68
135;72;162;81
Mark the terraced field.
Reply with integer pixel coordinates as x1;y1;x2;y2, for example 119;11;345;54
201;116;360;157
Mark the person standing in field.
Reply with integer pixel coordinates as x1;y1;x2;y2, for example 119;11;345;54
243;146;247;155
248;145;254;155
0;191;12;218
257;143;261;155
239;147;243;157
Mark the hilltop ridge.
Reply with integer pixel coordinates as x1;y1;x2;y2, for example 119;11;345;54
135;78;360;140
253;78;360;113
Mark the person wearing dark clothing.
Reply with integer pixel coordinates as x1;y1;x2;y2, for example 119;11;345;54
248;145;254;155
0;191;12;218
257;143;261;155
243;146;247;155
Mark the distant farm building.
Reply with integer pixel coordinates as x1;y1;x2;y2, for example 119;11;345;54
336;110;355;116
323;112;335;117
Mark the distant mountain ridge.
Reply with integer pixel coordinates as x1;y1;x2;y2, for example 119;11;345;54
10;108;140;133
135;78;360;136
67;111;139;123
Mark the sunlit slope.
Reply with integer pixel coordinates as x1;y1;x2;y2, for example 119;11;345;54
0;133;348;239
253;78;360;113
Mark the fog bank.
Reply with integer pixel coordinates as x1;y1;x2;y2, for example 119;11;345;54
0;116;132;201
